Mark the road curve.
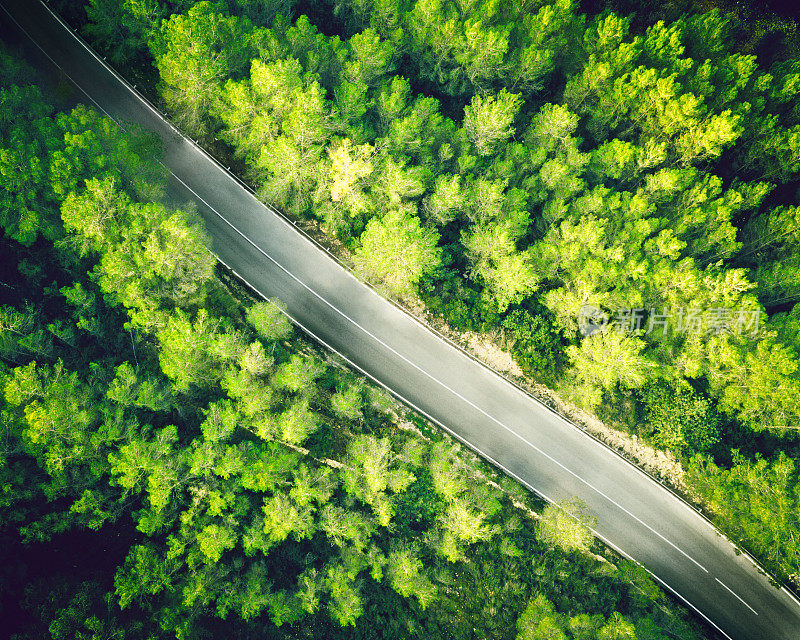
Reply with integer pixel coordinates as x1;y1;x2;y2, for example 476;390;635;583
2;1;800;638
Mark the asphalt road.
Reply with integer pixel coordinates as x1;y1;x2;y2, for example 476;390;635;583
3;1;800;638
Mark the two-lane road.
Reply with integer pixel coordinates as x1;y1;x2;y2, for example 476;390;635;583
2;1;800;638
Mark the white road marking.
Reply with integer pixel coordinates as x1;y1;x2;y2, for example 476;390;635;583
222;262;749;640
5;0;708;575
11;1;780;636
168;170;710;574
716;578;759;616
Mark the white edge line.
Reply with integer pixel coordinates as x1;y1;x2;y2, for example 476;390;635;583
23;0;785;580
167;169;708;575
220;257;738;640
15;0;708;586
14;0;800;622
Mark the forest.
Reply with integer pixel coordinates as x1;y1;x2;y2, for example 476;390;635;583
1;0;799;637
41;0;800;587
0;37;711;640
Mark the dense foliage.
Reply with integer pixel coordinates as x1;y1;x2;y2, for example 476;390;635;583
0;47;707;639
61;0;800;586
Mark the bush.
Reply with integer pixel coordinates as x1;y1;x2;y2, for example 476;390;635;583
640;382;721;456
501;306;563;383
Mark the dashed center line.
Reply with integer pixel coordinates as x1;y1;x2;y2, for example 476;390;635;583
715;578;759;616
166;169;710;575
7;0;708;576
12;3;789;638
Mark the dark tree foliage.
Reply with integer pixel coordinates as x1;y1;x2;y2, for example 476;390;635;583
71;0;800;590
639;381;721;456
0;46;704;640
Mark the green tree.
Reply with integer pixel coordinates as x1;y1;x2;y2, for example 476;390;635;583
246;299;292;341
341;434;414;526
261;491;315;542
320;504;375;551
462;223;538;312
385;93;452;166
53;105;166;203
151;2;259;134
423;173;466;226
323;138;375;225
686;452;800;580
354;208;442;298
344;28;396;87
273;398;320;445
217;57;328;168
0;82;60;245
640;381;720;456
538;497;596;554
325;561;363;626
516;594;568;640
566;332;657;407
84;0;166;65
106;361;174;412
330;382;364;421
463;90;523;157
156;310;228;391
436;496;494;561
114;543;177;608
271;353;325;395
705;332;800;431
258;133;327;217
385;542;435;607
62;178;215;327
228;0;295;26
